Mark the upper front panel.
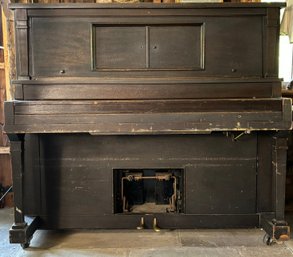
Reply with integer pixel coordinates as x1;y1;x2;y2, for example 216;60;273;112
30;14;263;78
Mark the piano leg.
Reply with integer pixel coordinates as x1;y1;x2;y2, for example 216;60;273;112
10;216;40;249
8;135;40;249
261;215;290;245
261;134;290;245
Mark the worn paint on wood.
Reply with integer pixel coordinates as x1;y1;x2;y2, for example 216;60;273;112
4;4;291;246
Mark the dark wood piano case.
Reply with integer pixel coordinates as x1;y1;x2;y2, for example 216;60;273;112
4;3;292;247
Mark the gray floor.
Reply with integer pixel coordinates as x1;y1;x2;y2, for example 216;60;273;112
1;208;293;257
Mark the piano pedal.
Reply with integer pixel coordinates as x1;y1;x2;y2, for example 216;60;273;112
153;218;160;232
136;217;145;230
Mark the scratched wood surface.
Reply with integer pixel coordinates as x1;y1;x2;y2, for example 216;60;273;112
3;4;290;237
5;4;290;135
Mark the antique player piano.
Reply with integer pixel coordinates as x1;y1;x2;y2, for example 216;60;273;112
4;2;292;248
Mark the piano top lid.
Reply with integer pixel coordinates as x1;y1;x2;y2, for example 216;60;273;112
9;2;286;10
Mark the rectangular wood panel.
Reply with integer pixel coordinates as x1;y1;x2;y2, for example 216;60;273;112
31;17;91;77
149;25;203;69
35;134;257;216
16;82;278;100
94;26;146;69
94;24;204;70
29;14;262;78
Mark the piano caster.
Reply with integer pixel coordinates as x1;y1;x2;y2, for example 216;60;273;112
153;218;160;232
136;217;145;230
261;217;290;246
21;242;30;249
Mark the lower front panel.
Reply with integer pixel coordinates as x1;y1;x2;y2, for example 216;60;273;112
23;133;272;229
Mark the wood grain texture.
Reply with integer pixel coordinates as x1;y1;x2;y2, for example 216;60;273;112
12;80;282;100
13;99;283;114
36;133;257;217
5;4;291;236
29;15;263;78
4;99;291;134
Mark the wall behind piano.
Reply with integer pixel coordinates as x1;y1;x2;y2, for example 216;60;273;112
0;8;13;208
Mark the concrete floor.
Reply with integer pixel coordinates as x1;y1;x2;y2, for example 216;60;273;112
1;208;293;257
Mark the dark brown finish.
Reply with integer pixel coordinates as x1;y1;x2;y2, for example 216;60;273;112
12;80;283;101
4;99;292;134
14;9;29;80
93;24;203;71
9;138;24;224
94;26;147;70
4;3;291;247
37;134;258;216
257;134;273;212
264;8;280;78
272;136;288;220
30;15;262;78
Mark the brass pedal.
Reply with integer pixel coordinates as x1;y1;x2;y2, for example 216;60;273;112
153;218;160;232
136;217;145;230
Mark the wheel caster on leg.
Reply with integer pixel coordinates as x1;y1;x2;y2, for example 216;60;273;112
263;233;274;246
21;242;30;249
10;217;40;249
266;236;273;246
261;217;290;246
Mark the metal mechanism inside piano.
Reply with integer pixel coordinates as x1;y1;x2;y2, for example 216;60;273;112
4;2;292;248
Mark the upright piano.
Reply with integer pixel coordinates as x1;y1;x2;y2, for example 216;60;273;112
5;2;291;248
